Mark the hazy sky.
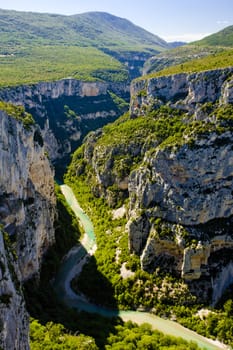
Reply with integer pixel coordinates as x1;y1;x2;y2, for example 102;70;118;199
0;0;232;42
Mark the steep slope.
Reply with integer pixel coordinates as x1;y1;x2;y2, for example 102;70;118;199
194;25;233;47
0;104;56;349
67;65;233;304
0;9;169;84
0;104;56;279
143;25;233;75
0;228;29;350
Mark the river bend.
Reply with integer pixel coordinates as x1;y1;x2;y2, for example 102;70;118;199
53;184;225;350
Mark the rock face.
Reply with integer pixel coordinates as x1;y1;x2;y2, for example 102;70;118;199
128;67;233;302
130;67;233;116
0;79;129;175
0;109;56;349
74;67;233;303
0;110;56;280
0;230;29;350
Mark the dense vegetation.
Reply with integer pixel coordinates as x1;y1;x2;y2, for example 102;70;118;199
64;169;233;348
30;318;203;350
143;45;227;75
103;321;201;350
0;46;128;86
64;168;233;348
30;319;98;350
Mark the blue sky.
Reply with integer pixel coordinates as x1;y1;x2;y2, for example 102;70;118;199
0;0;232;42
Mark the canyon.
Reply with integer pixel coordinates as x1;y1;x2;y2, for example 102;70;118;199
0;66;233;348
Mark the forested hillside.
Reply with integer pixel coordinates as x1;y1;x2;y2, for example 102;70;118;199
0;9;169;85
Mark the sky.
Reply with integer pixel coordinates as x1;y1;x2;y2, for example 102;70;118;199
0;0;232;42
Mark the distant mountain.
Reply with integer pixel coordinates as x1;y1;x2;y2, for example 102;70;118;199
0;9;169;51
193;25;233;47
168;41;186;48
0;9;171;84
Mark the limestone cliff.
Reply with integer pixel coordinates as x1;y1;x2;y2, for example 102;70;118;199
130;67;233;116
0;229;29;350
71;67;233;303
0;108;56;349
0;79;129;175
0;109;56;280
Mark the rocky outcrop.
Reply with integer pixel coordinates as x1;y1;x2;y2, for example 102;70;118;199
126;67;233;302
0;230;29;350
130;67;233;116
0;79;129;174
128;130;233;225
0;109;56;280
72;67;233;303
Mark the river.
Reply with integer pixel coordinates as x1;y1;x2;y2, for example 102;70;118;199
53;184;226;350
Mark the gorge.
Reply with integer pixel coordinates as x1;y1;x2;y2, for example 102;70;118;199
1;63;233;349
0;8;233;349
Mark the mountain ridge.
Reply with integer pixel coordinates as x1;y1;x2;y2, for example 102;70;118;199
0;8;169;51
0;8;170;84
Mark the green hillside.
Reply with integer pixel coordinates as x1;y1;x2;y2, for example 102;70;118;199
0;9;170;86
0;46;127;86
193;25;233;47
0;9;168;51
143;25;233;76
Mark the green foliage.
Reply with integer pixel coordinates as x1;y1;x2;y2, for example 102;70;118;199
43;184;82;279
64;105;80;121
68;103;233;209
24;184;82;312
0;101;34;129
108;91;129;112
105;321;200;350
30;319;98;350
176;301;233;348
143;45;227;75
